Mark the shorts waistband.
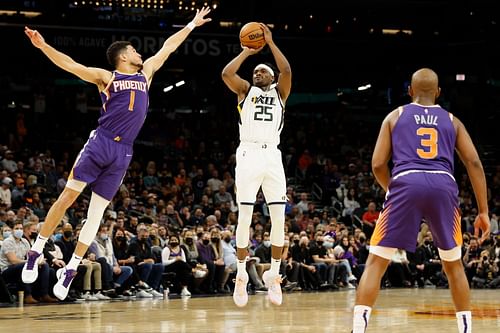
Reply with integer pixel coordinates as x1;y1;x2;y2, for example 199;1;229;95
393;169;455;181
239;141;277;149
97;127;133;145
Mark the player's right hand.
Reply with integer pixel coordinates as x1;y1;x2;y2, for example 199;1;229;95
473;213;490;245
241;44;264;54
24;26;46;49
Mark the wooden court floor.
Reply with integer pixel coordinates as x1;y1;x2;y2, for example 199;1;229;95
0;289;499;332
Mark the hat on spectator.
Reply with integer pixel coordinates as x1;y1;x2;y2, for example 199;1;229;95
2;177;12;185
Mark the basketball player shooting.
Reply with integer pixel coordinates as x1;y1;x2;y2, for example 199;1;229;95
21;7;212;300
221;23;292;307
351;68;490;333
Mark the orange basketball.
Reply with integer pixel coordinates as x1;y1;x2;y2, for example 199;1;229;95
239;22;266;49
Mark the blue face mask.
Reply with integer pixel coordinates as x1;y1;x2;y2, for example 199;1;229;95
100;234;109;241
2;231;11;239
53;233;63;242
13;229;24;239
324;241;334;249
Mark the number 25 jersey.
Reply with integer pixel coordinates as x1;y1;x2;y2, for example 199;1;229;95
237;84;285;145
391;103;456;176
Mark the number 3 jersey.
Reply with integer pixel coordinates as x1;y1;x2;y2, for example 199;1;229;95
237;84;285;146
391;103;456;176
99;71;149;143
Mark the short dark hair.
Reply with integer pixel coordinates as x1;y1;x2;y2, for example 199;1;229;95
106;41;132;68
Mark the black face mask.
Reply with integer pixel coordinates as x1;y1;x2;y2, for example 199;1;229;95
150;235;156;240
185;238;193;245
140;237;148;243
224;237;231;243
424;240;431;246
359;237;366;243
170;242;179;247
317;241;324;246
293;239;300;245
202;239;210;245
30;232;38;239
211;237;220;243
197;233;203;239
63;231;73;238
116;236;126;242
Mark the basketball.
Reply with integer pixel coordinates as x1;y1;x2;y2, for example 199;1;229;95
239;22;266;49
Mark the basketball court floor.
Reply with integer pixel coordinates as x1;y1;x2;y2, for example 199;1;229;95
0;289;499;332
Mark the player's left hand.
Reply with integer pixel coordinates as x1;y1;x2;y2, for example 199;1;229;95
474;213;490;245
259;23;273;44
191;6;212;27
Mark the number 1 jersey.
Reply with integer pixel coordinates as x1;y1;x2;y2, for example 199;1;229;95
99;71;149;143
391;103;456;176
237;84;285;145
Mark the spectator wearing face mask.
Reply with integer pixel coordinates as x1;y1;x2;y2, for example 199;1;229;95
0;221;58;304
196;231;219;294
127;227;164;297
22;221;39;247
89;224;133;297
255;232;273;279
162;235;192;296
1;224;12;248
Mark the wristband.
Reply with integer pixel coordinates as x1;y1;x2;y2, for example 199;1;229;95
187;22;196;31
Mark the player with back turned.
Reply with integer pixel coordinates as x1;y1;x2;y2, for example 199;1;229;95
221;23;292;307
21;7;212;300
351;68;490;333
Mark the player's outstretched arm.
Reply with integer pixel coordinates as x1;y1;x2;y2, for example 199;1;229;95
142;6;211;82
25;26;111;89
454;117;490;241
260;23;292;103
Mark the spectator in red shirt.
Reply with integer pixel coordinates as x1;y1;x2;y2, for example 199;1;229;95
362;201;380;240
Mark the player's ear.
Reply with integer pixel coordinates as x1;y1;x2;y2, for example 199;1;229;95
407;85;413;97
436;87;441;99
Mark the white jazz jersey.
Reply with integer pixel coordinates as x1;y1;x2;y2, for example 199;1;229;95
237;84;285;145
235;84;287;204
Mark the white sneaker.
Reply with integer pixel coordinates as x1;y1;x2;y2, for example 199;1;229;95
53;268;78;300
22;250;43;283
136;290;153;298
148;289;163;298
180;287;191;297
82;291;99;301
233;272;249;307
348;275;357;282
347;282;356;289
262;271;283;306
94;291;111;300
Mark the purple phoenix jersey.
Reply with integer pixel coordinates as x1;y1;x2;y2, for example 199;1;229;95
371;103;462;252
69;71;149;200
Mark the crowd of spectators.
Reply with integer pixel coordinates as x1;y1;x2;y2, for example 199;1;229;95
1;98;500;304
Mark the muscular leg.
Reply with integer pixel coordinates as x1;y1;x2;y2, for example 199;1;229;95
39;187;82;238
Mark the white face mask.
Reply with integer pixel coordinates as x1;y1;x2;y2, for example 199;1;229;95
263;240;271;248
13;229;24;239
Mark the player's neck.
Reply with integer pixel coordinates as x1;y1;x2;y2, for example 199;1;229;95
411;97;436;106
116;64;140;74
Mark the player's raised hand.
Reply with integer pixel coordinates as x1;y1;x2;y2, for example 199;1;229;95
473;212;490;245
25;26;47;49
241;44;264;54
192;6;212;27
259;23;274;44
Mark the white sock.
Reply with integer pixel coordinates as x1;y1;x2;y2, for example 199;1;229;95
31;234;49;254
67;254;83;271
353;305;372;333
456;311;472;333
237;259;247;276
270;258;281;276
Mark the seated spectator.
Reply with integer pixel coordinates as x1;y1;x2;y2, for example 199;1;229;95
290;236;320;290
361;201;379;239
1;224;12;248
89;224;133;297
387;249;413;287
0;221;58;304
127;226;164;297
161;235;192;296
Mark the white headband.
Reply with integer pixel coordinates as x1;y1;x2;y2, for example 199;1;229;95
255;64;274;77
